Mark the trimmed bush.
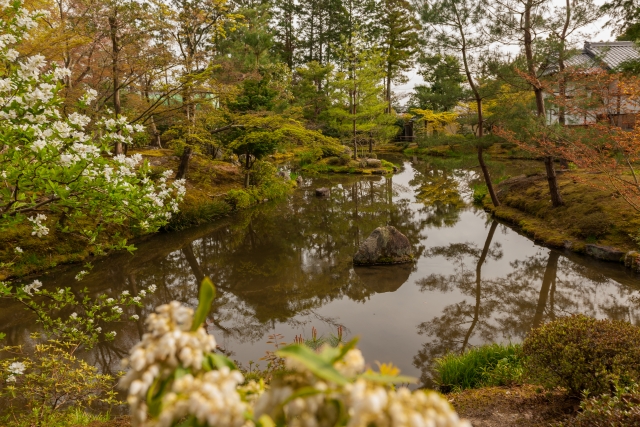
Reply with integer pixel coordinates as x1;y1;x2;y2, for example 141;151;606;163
523;315;640;397
434;343;522;391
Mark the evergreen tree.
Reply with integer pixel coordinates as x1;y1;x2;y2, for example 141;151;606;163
327;34;397;156
410;54;466;111
372;0;420;113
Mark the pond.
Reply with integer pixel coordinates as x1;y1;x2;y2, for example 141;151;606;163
2;155;639;388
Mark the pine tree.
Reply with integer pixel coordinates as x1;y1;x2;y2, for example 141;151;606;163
327;34;396;156
372;0;420;113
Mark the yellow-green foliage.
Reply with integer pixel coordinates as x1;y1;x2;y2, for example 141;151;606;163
0;341;118;426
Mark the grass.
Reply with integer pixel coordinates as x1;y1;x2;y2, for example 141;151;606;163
4;407;112;427
434;343;523;392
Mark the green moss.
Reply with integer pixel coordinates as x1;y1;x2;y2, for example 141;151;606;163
487;171;639;257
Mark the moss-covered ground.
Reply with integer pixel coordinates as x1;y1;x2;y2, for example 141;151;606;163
483;172;640;254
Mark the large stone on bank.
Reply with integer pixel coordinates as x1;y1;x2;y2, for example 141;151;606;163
353;226;413;265
366;158;382;168
315;187;330;197
585;244;626;262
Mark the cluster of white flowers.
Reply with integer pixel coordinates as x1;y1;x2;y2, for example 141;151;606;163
14;246;23;254
22;279;42;296
27;214;48;237
345;381;470;427
120;301;221;427
8;361;25;375
154;368;248;427
0;0;187;241
122;301;470;427
5;361;26;383
75;270;88;281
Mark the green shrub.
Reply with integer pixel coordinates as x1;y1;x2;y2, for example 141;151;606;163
523;315;640;397
319;144;344;158
225;189;254;209
434;343;522;392
298;147;323;165
479;354;524;387
416;134;466;149
326;156;341;165
560;384;640;426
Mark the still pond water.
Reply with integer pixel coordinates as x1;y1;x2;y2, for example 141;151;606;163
2;155;640;387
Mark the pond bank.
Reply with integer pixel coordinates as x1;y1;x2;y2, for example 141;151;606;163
482;171;640;272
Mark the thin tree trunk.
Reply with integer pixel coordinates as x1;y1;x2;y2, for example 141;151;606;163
453;9;500;207
524;0;563;206
176;146;192;180
109;14;123;155
244;151;251;188
544;156;563;206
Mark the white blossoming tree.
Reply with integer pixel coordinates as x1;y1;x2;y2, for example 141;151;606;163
0;0;185;249
121;279;471;427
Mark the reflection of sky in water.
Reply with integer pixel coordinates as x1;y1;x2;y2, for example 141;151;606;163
2;158;639;388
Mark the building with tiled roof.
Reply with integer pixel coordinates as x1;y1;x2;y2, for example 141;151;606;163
546;41;640;128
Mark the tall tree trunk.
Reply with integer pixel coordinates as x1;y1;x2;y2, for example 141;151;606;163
524;0;563;206
176;146;192;180
109;14;123;155
150;116;162;148
386;66;392;114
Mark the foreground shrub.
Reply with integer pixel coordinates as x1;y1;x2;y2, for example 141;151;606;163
560;384;640;426
523;315;640;397
121;279;471;427
0;279;154;426
434;343;522;391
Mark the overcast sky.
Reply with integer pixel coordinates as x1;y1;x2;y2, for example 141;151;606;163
394;0;615;105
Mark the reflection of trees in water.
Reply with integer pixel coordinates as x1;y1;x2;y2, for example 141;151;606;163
413;220;502;386
1;174;427;375
413;220;638;387
409;163;469;228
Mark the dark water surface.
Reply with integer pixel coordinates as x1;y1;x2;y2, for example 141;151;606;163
2;156;639;386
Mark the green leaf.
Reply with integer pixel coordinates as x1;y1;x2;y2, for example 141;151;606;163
256;414;276;427
330;338;359;363
281;386;325;406
276;344;348;386
146;376;171;417
204;353;238;371
175;415;198;427
358;372;417;384
191;277;216;332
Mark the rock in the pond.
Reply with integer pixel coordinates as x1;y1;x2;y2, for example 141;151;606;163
316;187;330;197
296;175;303;185
353;226;413;265
366;158;382;168
585;244;626;262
